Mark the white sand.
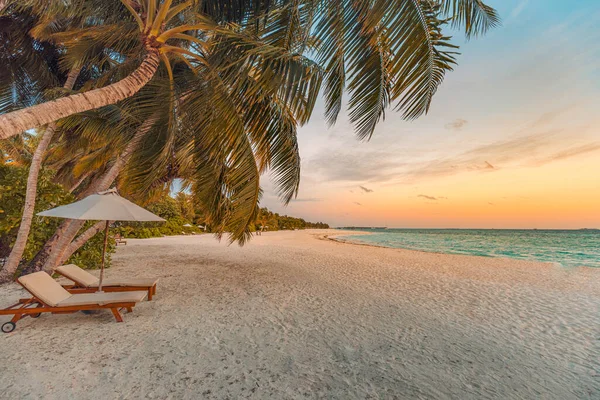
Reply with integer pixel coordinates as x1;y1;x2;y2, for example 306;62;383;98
1;229;598;399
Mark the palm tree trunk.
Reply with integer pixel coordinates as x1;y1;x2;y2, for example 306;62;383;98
0;50;160;140
57;221;106;267
39;117;157;272
68;171;92;193
0;68;80;283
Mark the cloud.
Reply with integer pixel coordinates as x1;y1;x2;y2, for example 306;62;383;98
353;202;362;206
510;0;529;19
445;118;468;131
305;110;600;187
359;185;374;193
309;148;410;182
418;195;438;201
398;130;600;182
528;143;600;166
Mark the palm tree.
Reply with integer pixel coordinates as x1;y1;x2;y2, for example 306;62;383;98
0;0;499;141
1;0;500;278
13;115;157;278
1;69;80;276
0;0;272;139
0;4;118;276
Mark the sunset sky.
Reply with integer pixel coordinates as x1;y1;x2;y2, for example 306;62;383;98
260;0;600;228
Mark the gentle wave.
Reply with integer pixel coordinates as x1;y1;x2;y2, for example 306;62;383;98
337;229;600;268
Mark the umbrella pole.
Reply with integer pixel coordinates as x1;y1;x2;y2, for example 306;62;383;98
98;220;109;293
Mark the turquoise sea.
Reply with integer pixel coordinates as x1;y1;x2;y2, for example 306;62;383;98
338;229;600;268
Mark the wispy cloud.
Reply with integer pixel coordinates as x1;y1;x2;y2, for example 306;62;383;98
309;148;410;182
399;130;600;182
359;185;374;193
445;118;468;131
305;108;600;188
528;143;600;166
353;202;362;206
510;0;529;19
418;195;438;201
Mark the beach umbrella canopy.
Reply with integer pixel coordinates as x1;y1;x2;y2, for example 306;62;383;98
37;189;164;291
183;224;192;227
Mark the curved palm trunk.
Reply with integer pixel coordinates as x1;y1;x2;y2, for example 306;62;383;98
40;117;157;272
0;50;160;140
68;171;92;193
0;68;80;283
57;221;106;267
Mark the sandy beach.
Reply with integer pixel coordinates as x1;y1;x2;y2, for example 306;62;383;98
1;229;598;399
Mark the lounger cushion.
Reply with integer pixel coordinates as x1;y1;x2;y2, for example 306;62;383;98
92;278;159;288
55;264;99;287
56;264;158;288
18;272;72;307
57;291;147;307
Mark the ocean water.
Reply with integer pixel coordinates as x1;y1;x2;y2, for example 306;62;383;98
338;229;600;268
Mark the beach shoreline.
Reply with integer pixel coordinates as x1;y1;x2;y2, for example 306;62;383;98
1;229;598;399
326;229;599;269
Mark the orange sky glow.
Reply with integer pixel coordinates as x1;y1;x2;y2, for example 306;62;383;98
259;0;600;229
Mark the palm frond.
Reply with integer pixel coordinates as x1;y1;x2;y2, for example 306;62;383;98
440;0;501;38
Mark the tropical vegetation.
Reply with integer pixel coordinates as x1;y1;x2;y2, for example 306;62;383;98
0;0;498;281
116;197;329;239
0;164;114;270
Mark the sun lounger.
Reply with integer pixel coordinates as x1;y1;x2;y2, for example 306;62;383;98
55;264;158;300
114;233;127;246
0;271;147;333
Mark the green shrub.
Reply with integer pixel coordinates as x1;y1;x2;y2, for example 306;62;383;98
0;164;114;270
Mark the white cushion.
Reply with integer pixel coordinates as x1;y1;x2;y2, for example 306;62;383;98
55;264;99;287
57;291;147;307
18;272;72;307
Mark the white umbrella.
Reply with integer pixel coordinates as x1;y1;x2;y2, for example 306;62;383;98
38;189;164;291
182;224;192;227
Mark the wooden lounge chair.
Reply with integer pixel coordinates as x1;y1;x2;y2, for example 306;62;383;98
0;271;147;333
114;233;127;246
55;264;158;300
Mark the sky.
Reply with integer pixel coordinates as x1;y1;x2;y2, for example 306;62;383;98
264;0;600;229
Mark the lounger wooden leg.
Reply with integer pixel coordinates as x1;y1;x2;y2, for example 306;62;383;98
126;307;133;313
110;308;124;323
10;314;22;324
147;288;153;301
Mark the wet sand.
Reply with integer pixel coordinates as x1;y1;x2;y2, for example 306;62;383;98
1;229;598;399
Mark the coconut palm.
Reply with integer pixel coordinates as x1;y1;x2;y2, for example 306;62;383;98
0;3;119;275
0;0;270;139
21;43;314;275
1;0;317;274
0;0;500;278
0;69;80;276
0;0;499;140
